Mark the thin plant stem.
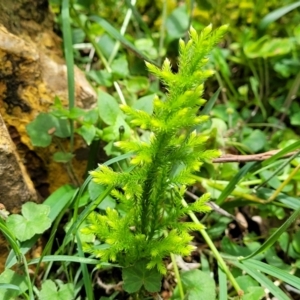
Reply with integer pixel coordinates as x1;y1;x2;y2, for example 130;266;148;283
72;10;127;105
181;199;243;296
62;0;75;153
157;0;167;66
170;253;184;300
108;0;137;65
267;164;300;202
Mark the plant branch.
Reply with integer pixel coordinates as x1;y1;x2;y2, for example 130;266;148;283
213;150;299;163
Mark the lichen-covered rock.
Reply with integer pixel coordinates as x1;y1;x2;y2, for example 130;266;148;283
0;113;37;212
0;0;96;271
0;4;96;198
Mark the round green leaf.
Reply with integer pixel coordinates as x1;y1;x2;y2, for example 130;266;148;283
122;260;162;293
98;90;123;125
26;113;56;147
172;269;216;300
6;202;51;241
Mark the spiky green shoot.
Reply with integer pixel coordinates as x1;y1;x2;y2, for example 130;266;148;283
82;25;228;273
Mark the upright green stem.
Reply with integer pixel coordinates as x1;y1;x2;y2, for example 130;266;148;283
171;253;184;300
181;199;243;296
62;0;75;152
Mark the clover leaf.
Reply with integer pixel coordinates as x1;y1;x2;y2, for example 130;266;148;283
39;280;74;300
6;202;51;241
122;260;162;293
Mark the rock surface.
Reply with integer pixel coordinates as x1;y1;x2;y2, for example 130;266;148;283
0;3;96;198
0;113;37;212
0;0;96;270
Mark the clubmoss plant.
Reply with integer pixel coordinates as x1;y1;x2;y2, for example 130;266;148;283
82;24;228;273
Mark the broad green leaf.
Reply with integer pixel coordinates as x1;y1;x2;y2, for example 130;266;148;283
68;107;85;119
26;113;57;147
102;126;116;142
265;248;290;270
0;269;27;300
243;130;267;152
5;185;76;268
206;215;231;239
166;5;189;41
53;151;74;163
87;69;113;87
53;118;71;138
290;112;300;126
133;94;155;115
39;280;74;300
240;206;300;261
124;76;149;94
26;113;71;147
83;109;99;124
221;237;258;258
236;275;260;290
122;260;162;293
134;38;158;59
98;90;122;125
111;55;129;78
6;202;51;241
172;269;216;300
242;287;265;300
76;124;96;145
236;275;265;300
245;38;292;58
88;181;116;210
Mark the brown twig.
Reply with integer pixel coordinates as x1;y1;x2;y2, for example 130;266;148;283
213;150;299;163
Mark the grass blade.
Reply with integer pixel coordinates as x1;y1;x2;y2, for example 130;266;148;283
0;283;20;291
218;265;227;300
240;206;300;261
0;218;22;264
257;188;300;210
200;88;221;116
259;1;300;30
62;152;134;248
77;233;94;300
89;15;159;67
262;140;300;166
227;257;290;300
216;162;258;205
243;259;300;290
28;255;99;265
62;0;75;151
